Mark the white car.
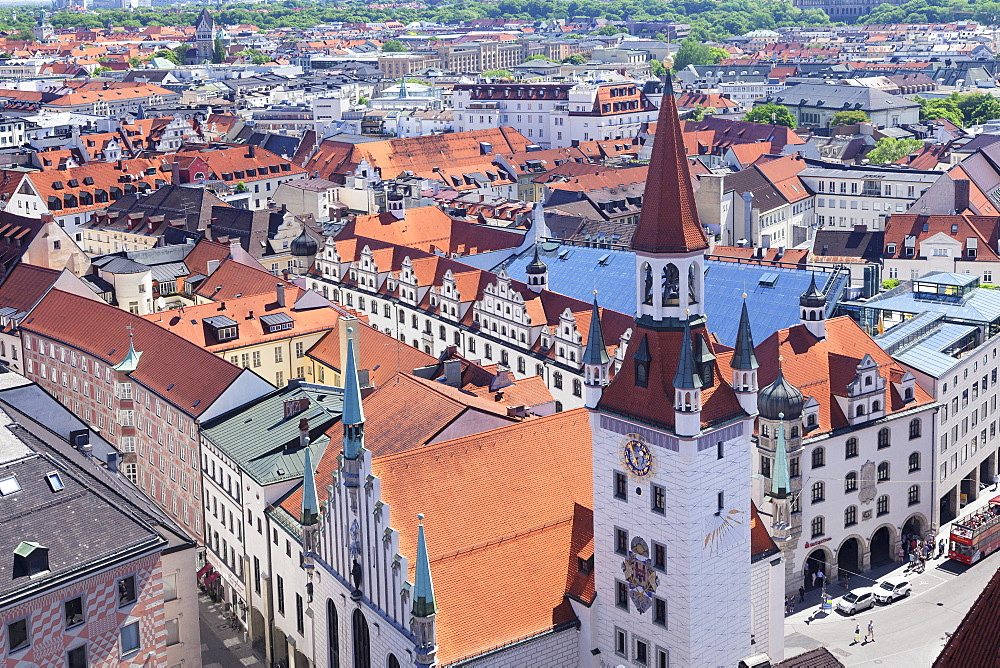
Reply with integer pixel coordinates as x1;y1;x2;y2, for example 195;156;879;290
835;588;876;615
875;577;912;604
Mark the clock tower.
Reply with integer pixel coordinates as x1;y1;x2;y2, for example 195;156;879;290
588;78;756;668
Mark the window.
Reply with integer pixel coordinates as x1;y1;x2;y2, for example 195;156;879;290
811;516;824;538
165;618;179;646
614;471;627;500
877;494;889;516
295;342;304;358
657;648;669;668
65;596;84;628
653;541;666;571
615;628;628;657
654;597;667;627
811;447;825;469
277;575;285;615
616;580;629;610
909;418;921;439
296;593;304;634
908;485;920;506
615;527;628;554
635;636;649;666
120;621;140;655
553;372;562;389
877;461;890;481
652;484;665;514
789;457;800;478
909;452;920;472
845;471;858;493
118;575;136;607
7;618;28;652
67;645;87;668
717;441;724;459
845;505;857;527
811;481;825;503
844;436;858;459
327;600;340;667
878;428;891;449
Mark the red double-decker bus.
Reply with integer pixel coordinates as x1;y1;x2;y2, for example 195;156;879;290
949;496;1000;564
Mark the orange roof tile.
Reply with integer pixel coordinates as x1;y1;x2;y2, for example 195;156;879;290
305;321;436;388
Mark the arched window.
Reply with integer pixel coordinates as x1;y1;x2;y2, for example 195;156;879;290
877;461;890;482
908;452;920;472
844;505;857;527
573;379;582;397
904;387;913;401
807;413;817;427
872;400;881;412
352;609;371;668
387;655;401;668
877;428;890;449
877;495;889;516
811;481;825;503
687;263;699;304
811;516;824;538
791;425;800;438
661;264;679;307
553;372;563;389
327;599;340;668
856;405;865;417
635;363;648;388
845;471;858;493
909;418;921;439
761;423;769;438
845;437;858;459
641;263;653;305
811;447;825;469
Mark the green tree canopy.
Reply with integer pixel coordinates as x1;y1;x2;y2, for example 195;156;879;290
673;37;726;71
153;48;180;65
526;53;556;61
830;110;870;126
744;103;796;128
650;59;668;76
866;137;925;164
482;69;514;79
212;37;224;64
381;39;406;52
561;53;587;64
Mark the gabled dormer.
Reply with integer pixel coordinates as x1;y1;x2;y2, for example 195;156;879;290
897;370;917;404
845;354;886;426
203;315;239;343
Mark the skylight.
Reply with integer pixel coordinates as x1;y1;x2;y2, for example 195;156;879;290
45;472;64;492
0;475;21;496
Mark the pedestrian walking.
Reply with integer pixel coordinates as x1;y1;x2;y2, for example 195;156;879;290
854;623;861;645
938;539;946;558
789;596;795;613
897;546;904;563
815;569;825;591
867;620;875;643
799;585;805;603
803;562;811;589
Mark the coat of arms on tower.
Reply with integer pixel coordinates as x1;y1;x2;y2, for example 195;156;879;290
622;537;659;614
858;460;877;505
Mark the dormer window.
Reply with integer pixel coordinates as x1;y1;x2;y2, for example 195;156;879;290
261;313;294;333
13;541;49;578
204;315;239;342
635;362;648;387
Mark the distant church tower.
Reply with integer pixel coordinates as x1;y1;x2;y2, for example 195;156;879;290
195;9;216;63
588;77;755;668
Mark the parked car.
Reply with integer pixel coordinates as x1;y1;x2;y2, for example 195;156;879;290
875;576;912;604
835;588;876;614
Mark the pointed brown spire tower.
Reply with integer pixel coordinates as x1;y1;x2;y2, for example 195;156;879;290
598;76;745;435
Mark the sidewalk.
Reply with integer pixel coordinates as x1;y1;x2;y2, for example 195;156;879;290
199;591;263;668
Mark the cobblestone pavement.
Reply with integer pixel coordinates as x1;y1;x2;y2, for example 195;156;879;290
199;592;264;668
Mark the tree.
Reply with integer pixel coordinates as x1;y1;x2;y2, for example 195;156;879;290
381;39;406;52
526;54;555;61
956;92;1000;126
830;110;870;127
688;105;715;121
128;55;142;68
173;43;190;61
881;278;900;290
153;48;180;65
744;103;796;128
561;53;587;64
91;66;112;77
865;137;924;164
649;59;668;76
673;36;725;71
481;69;514;79
594;25;628;36
212;37;224;64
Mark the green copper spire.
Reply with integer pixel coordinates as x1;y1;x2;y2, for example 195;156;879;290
112;326;142;373
301;445;319;526
582;294;610;366
732;297;759;371
342;335;365;461
672;315;702;390
412;514;437;618
770;415;790;499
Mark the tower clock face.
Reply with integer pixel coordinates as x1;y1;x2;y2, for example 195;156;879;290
621;433;653;478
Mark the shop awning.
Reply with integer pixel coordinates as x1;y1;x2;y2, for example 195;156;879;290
197;563;213;579
205;571;222;586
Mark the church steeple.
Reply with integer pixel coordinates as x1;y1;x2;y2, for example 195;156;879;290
800;273;827;340
301;445;319;527
412;514;438;668
583;293;611;408
731;296;759;414
342;334;365;463
634;75;708;324
672;315;703;437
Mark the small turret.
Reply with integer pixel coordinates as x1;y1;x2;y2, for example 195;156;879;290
767;416;792;542
673;314;702;437
525;245;548;293
412;514;438;667
800;273;827;340
290;225;319;275
342;334;365;486
731;295;759;415
300;444;320;565
582;293;611;408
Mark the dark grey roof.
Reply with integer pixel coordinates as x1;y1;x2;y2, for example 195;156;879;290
96;257;150;275
260;312;294;327
108;185;226;232
761;83;920;112
758;367;804;420
204;315;238;328
0;420;166;602
79;274;115;294
813;229;884;261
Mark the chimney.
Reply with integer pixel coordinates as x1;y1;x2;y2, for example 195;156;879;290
247;144;256;159
206;259;220;275
229;237;241;255
955;178;970;213
443;358;462;388
171;161;181;186
106;451;118;473
299;417;309;449
276;283;286;308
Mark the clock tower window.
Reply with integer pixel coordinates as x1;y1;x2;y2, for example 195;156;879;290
614;472;627;500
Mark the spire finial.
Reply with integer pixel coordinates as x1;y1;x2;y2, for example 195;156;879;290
413;514;437;618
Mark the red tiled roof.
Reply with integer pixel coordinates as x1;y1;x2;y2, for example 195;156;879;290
884;213;1000;262
194;259;295;301
933;558;1000;667
335;207;521;256
305;321;436;388
0;263;60;312
633;84;709;254
22;290;243;417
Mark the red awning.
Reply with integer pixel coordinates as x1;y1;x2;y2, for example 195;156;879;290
197;563;213;579
205;571;222;586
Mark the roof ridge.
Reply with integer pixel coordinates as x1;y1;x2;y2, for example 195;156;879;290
430;512;575;564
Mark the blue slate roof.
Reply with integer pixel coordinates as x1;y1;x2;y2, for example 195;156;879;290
463;243;845;347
